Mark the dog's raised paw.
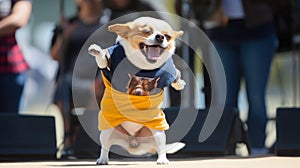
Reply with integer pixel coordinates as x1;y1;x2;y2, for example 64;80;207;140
171;79;186;90
88;44;103;57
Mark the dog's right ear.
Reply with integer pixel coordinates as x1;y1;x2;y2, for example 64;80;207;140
108;23;132;38
128;73;133;79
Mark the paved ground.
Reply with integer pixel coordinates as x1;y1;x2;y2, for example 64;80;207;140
0;156;299;168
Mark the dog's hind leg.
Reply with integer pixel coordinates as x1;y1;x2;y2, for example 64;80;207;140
151;129;169;164
96;129;114;165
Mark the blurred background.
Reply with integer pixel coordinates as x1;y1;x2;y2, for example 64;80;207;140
6;0;299;159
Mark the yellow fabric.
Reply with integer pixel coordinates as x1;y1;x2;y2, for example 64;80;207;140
98;73;169;131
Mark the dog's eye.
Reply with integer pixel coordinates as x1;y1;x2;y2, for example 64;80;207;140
142;29;152;35
164;34;171;41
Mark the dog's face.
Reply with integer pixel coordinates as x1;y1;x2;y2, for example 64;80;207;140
126;74;160;96
108;17;183;70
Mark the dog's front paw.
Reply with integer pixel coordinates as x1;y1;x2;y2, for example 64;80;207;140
88;44;109;68
96;158;109;165
171;79;186;90
156;157;169;165
88;44;103;57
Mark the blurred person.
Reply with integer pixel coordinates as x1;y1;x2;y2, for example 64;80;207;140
103;0;158;20
50;0;106;159
0;0;32;113
191;0;282;154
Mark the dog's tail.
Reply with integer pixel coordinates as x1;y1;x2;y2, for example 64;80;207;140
166;142;186;154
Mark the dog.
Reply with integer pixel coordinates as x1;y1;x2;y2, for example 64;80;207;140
88;17;186;165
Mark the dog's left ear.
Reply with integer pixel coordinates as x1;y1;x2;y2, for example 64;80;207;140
151;77;160;90
108;23;132;38
173;30;184;38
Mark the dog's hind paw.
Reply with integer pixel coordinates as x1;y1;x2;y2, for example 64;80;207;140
156;157;169;165
96;158;109;165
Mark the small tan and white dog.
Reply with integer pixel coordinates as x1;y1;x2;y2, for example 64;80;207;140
88;17;186;165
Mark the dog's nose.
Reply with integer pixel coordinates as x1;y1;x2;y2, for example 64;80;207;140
134;88;144;96
155;34;164;43
135;90;142;95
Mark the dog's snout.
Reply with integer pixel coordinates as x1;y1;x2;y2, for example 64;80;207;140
134;88;144;96
135;90;142;95
155;34;164;43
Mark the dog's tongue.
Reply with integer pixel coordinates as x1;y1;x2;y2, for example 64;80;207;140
147;46;160;60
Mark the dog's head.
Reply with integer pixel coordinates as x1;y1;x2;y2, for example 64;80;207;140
126;74;160;96
108;17;183;70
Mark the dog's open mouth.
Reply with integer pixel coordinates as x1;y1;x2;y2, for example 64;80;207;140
139;43;166;62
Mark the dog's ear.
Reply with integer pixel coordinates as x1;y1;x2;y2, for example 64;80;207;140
126;73;139;89
126;73;133;89
128;73;133;79
128;73;139;81
150;77;160;90
173;30;184;38
108;23;132;38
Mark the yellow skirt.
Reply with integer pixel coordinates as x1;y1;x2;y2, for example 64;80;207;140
98;73;169;131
